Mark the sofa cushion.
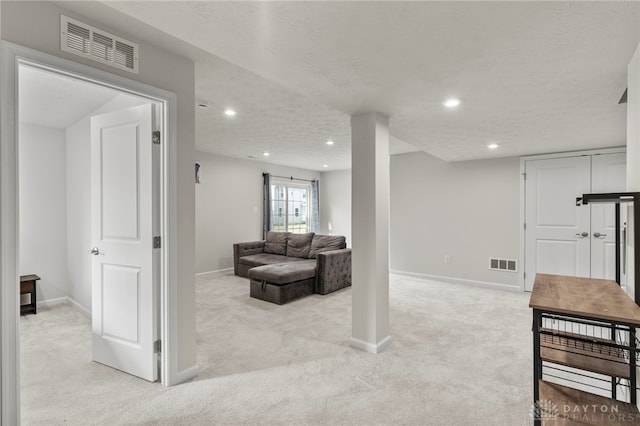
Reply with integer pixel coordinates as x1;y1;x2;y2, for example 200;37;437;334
264;231;290;255
248;261;317;285
239;253;308;268
309;235;347;259
286;232;315;258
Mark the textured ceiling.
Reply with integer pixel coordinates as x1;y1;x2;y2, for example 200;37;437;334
196;55;416;170
19;65;119;129
97;2;639;164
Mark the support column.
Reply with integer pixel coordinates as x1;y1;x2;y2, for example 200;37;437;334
350;112;391;354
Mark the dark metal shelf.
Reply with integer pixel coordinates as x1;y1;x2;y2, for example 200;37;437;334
577;192;640;206
538;313;640;380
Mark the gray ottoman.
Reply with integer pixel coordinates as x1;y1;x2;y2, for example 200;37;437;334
248;262;316;305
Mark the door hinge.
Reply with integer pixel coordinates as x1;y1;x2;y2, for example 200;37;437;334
524;223;526;230
524;272;526;279
522;172;526;180
154;339;161;353
152;130;161;145
153;236;161;249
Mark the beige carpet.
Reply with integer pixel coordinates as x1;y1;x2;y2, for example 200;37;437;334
20;274;533;425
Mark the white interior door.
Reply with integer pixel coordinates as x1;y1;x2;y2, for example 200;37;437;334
524;156;591;291
90;103;158;381
590;153;627;281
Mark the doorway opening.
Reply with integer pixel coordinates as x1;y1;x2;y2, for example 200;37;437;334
1;42;181;423
18;60;164;380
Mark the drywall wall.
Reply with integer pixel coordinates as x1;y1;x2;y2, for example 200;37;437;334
319;169;352;246
629;42;640;192
626;41;639;409
389;152;521;287
18;123;69;305
66;94;148;314
65;116;91;313
2;0;197;379
627;43;639;305
313;151;521;287
195;152;320;274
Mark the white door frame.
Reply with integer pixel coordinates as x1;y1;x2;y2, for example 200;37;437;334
519;147;627;292
1;41;180;424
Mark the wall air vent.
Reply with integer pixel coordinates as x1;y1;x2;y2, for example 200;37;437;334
489;258;518;272
61;15;138;74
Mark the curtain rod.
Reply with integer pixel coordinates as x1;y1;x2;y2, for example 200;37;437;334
265;173;316;183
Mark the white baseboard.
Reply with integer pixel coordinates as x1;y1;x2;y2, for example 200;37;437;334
67;297;91;319
390;270;520;292
172;364;200;385
196;268;233;279
37;297;67;309
37;296;92;318
350;335;392;354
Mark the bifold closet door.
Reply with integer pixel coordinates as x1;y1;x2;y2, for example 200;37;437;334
590;153;627;281
524;156;591;291
524;152;627;291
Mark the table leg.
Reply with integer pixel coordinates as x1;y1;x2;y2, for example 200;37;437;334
533;309;542;426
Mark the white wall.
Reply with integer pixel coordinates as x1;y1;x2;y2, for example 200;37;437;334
627;43;640;305
320;169;351;246
313;152;522;287
2;0;197;379
389;152;521;287
19;123;69;305
195;152;320;274
66;94;148;314
627;39;640;409
629;43;640;192
65;116;91;313
389;152;520;287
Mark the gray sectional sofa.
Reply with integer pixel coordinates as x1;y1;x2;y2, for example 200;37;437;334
233;231;351;304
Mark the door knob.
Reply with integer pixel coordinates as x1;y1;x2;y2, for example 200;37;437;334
576;232;589;238
593;232;607;238
88;247;100;255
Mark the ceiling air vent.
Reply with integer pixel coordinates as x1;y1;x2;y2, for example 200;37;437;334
61;15;138;74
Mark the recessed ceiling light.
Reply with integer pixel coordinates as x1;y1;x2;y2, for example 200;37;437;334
326;140;334;146
196;101;210;109
488;143;499;150
322;164;328;168
443;98;461;108
263;152;270;157
224;108;237;117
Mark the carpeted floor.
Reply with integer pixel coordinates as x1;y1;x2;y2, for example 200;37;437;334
20;274;533;425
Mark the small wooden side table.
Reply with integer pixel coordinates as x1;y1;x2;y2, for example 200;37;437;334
20;274;40;315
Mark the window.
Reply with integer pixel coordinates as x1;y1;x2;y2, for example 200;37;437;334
271;182;310;233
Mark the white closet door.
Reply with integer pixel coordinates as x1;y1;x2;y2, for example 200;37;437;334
590;153;627;281
524;156;592;291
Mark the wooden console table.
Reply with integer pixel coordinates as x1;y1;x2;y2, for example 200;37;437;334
20;274;40;315
530;273;640;424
